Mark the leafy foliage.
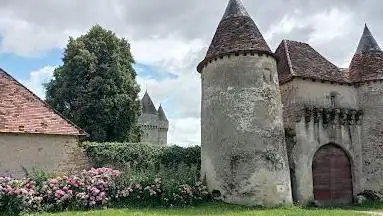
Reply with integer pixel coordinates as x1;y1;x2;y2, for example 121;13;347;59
0;168;210;215
83;142;201;172
83;142;165;170
45;25;141;142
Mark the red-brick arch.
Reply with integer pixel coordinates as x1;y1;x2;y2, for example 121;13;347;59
312;144;353;205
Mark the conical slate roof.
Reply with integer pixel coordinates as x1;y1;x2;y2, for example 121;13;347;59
349;25;383;82
356;25;382;54
158;105;168;121
221;0;250;19
197;0;272;72
141;91;157;114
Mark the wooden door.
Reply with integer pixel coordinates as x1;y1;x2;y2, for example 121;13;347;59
312;144;353;205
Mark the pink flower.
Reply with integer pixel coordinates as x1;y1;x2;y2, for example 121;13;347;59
55;189;65;198
49;179;58;185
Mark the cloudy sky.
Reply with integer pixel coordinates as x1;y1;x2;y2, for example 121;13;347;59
2;0;382;146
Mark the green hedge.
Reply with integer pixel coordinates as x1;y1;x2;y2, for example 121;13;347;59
83;142;201;171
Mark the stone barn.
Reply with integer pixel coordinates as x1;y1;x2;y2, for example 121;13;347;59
0;68;89;178
198;0;383;207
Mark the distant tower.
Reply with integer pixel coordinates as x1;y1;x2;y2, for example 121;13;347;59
350;25;383;191
138;91;169;146
157;104;169;146
197;0;292;207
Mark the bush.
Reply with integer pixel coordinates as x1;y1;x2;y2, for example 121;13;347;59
83;142;201;172
0;168;210;215
83;142;165;170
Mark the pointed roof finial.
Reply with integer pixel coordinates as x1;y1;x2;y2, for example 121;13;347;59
221;0;249;20
141;91;157;115
158;104;168;121
356;24;382;54
197;0;272;72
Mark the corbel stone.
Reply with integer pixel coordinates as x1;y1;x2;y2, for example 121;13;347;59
340;109;349;125
350;110;357;125
334;108;341;125
313;107;319;123
304;107;312;123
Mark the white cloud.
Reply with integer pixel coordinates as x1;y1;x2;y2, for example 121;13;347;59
308;8;353;45
136;48;203;146
266;8;353;46
131;35;205;68
168;117;200;146
8;0;383;148
21;65;56;99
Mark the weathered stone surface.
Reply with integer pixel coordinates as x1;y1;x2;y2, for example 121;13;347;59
198;0;383;207
200;54;292;207
358;82;383;191
0;133;89;178
280;79;363;204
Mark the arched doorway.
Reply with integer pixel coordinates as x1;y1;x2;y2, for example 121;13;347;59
312;144;353;205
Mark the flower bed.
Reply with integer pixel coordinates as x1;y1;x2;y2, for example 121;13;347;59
0;168;210;215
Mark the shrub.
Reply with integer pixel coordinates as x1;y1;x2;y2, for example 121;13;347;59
0;177;41;215
83;142;201;172
0;167;210;215
83;142;165;170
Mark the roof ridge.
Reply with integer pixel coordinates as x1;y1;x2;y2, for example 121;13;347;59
0;68;87;136
282;40;295;76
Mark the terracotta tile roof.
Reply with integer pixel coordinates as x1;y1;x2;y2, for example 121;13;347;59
197;0;272;72
275;40;350;84
0;69;86;136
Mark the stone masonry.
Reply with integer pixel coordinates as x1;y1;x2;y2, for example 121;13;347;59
198;0;383;207
198;0;292;207
138;91;169;146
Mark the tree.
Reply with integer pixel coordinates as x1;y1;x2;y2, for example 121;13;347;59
45;25;141;142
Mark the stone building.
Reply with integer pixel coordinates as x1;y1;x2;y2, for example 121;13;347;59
0;69;89;178
198;0;383;207
138;91;168;146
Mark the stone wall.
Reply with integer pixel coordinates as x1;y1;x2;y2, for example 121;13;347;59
280;79;363;204
138;113;160;145
358;81;383;191
201;53;292;207
0;133;89;178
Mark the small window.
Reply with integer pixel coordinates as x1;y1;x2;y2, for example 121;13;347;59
331;95;336;108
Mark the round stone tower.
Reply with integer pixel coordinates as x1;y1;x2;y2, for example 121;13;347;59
197;0;292;207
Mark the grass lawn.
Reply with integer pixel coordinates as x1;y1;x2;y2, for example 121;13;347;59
33;202;383;216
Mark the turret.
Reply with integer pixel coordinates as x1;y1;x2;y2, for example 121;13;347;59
350;25;383;82
138;91;159;145
198;0;292;207
157;104;169;146
350;25;383;191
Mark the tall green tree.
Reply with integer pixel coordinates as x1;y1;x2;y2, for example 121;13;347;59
45;25;141;142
